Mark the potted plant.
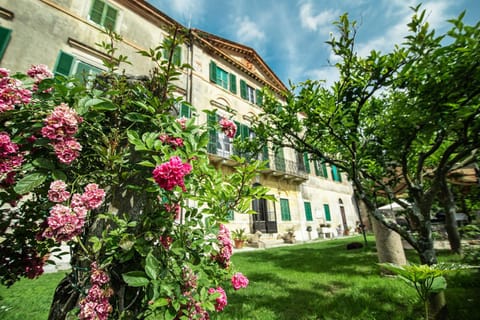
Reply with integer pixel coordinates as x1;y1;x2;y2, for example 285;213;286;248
232;228;248;248
281;227;296;244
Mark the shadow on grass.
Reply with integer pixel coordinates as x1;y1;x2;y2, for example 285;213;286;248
219;238;421;320
221;271;419;320
236;238;380;276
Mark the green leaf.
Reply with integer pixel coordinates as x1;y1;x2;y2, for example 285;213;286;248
14;173;47;194
122;271;150;287
124;112;151;123
119;234;135;251
149;298;169;309
76;96;90;115
145;252;160;280
133;101;156;114
89;236;102;254
51;170;67;182
85;98;105;108
87;98;117;111
32;158;56;170
430;276;447;293
138;160;156;167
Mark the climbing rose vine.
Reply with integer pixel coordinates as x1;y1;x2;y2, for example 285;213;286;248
0;42;268;319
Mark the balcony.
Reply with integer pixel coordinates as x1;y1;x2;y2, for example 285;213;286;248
207;138;308;183
261;157;308;182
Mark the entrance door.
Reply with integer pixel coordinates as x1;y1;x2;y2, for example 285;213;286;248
252;198;277;233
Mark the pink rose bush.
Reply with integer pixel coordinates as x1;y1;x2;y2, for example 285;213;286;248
41;103;83;164
48;180;71;203
152;156;192;191
0;132;24;181
208;286;228;312
219;117;237;138
79;262;113;320
27;64;53;92
0;68;32;112
43;182;105;243
231;272;249;290
213;224;233;268
159;133;184;149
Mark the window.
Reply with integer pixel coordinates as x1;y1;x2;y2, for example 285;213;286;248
280;198;291;221
304;202;313;221
89;0;118;30
331;165;342;182
314;161;328;178
0;26;12;61
240;80;262;105
209;61;236;93
323;204;331;221
207;113;233;157
174;102;192;119
54;51;102;84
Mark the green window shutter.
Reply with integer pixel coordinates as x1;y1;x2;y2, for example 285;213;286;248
240;79;247;99
207;113;217;154
104;5;118;30
180;103;191;118
303;153;311;174
304;202;313;221
209;61;217;83
255;89;263;106
0;26;12;61
323;204;331;221
240;124;250;140
229;73;237;94
89;0;105;25
331;165;342;182
226;209;234;220
262;144;269;168
54;51;74;77
322;162;328;178
314;161;320;176
280;199;291;221
233;121;241;138
274;147;286;172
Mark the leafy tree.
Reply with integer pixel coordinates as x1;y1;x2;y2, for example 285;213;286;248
0;30;270;319
250;6;480;266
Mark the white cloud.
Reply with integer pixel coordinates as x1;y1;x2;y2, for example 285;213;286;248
234;16;266;45
356;0;454;56
163;0;205;27
299;2;340;35
306;67;339;88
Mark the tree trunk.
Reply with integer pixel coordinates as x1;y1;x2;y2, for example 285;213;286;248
48;271;83;319
371;216;407;266
438;183;462;254
429;291;448;320
47;176;148;318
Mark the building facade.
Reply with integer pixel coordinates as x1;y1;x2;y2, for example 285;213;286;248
0;0;360;242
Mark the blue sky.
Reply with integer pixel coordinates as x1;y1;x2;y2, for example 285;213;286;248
148;0;479;87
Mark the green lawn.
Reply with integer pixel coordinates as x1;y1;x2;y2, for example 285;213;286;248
1;236;478;320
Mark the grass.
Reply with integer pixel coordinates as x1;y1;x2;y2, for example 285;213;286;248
0;236;478;320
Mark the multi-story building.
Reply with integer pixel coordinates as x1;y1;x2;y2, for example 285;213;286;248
0;0;360;243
